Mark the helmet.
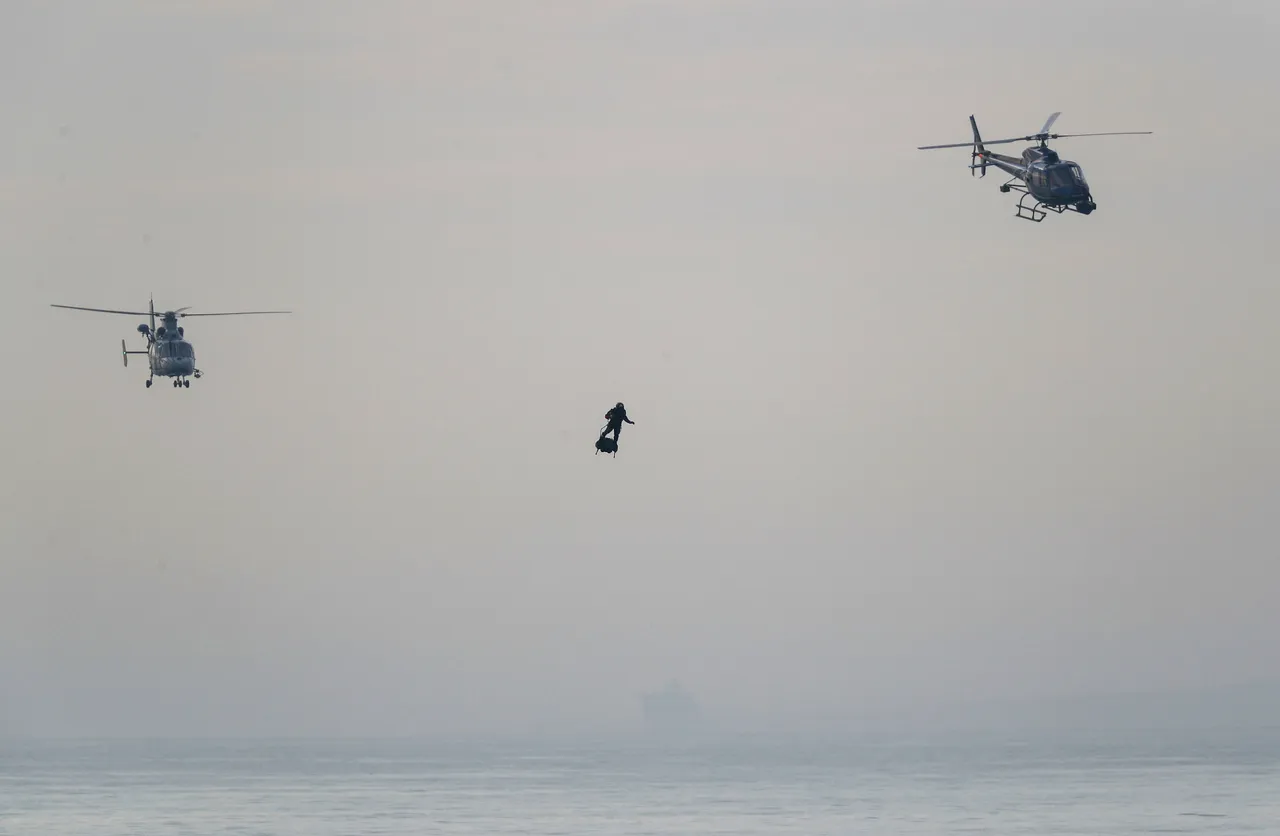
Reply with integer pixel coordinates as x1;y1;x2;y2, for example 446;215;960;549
616;402;625;409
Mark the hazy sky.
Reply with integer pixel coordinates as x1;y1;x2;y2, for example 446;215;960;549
2;0;1277;737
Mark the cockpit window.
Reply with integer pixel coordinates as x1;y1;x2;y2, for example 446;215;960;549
1048;166;1083;189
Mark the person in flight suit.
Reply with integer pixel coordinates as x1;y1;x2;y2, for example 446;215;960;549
600;402;635;445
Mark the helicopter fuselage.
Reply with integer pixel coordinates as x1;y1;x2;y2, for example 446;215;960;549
132;314;200;387
150;337;196;378
983;146;1094;210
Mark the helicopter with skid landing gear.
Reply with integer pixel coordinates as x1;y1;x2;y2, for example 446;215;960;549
51;297;290;388
917;112;1151;222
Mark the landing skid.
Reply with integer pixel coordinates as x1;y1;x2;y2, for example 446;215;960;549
1014;192;1066;223
1000;179;1093;223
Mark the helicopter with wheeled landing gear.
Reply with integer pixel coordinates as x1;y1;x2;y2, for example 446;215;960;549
917;112;1151;222
51;297;290;388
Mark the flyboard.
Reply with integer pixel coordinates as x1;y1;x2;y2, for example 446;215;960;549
595;424;618;457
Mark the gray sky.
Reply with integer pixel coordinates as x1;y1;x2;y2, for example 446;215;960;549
1;0;1277;737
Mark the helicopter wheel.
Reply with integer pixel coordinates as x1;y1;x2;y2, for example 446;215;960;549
146;379;152;388
184;380;190;388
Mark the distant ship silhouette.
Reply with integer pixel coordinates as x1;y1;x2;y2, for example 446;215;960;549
641;680;701;734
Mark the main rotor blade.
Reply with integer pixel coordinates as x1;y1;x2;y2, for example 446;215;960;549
51;304;152;316
1049;131;1153;139
920;129;1151;150
1039;111;1062;135
178;310;291;317
918;136;1036;150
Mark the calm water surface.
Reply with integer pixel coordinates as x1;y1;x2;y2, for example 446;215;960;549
2;729;1277;834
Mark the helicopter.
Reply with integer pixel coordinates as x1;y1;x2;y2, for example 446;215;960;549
51;297;290;388
918;112;1151;222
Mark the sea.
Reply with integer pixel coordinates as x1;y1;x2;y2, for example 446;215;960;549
2;728;1277;835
